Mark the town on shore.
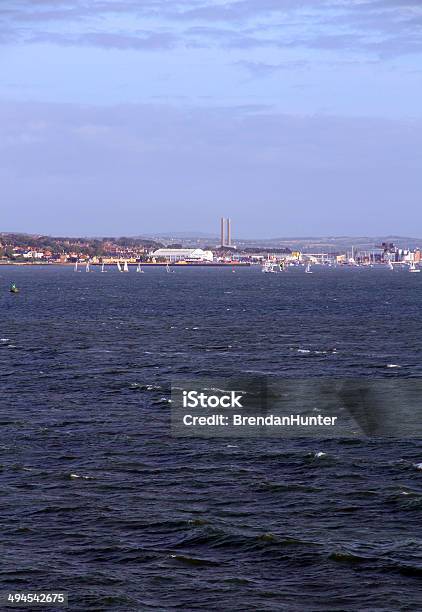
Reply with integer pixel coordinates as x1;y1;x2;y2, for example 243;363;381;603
1;231;421;268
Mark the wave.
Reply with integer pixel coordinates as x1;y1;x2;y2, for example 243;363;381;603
329;550;369;563
169;554;220;567
128;383;163;391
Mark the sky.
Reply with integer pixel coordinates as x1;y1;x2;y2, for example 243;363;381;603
1;0;422;238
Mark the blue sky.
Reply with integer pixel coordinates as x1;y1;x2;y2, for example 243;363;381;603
1;0;422;237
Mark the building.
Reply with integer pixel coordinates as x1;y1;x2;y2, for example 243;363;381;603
22;251;44;259
152;248;214;262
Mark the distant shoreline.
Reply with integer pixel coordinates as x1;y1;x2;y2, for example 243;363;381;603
0;261;251;267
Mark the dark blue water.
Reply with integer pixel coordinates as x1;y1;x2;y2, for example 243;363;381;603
1;266;422;611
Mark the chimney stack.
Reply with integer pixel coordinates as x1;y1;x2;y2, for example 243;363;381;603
220;217;226;246
226;218;231;246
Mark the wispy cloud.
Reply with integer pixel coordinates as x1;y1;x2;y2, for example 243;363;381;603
170;0;323;22
29;30;177;50
235;60;309;77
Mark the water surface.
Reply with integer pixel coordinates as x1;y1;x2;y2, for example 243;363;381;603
1;266;421;610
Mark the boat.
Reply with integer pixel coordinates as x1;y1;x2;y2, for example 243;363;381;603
101;263;105;272
262;261;277;273
387;260;394;271
136;263;144;273
409;262;420;273
74;261;79;272
86;261;90;272
305;262;312;274
123;261;129;272
9;283;19;294
166;263;174;273
117;262;122;272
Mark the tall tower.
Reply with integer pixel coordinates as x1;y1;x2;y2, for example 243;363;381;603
226;218;231;247
220;217;225;247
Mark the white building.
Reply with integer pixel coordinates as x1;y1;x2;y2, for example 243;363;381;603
23;251;44;259
152;248;213;262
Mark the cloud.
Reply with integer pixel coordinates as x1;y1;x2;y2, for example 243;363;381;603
2;1;95;23
171;0;324;22
2;1;422;58
29;30;177;50
366;35;422;57
235;60;309;77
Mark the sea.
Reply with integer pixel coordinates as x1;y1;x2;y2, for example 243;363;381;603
1;265;422;611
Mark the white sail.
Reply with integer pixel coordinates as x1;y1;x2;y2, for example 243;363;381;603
117;262;122;272
74;261;78;272
305;262;312;274
86;261;90;272
101;263;105;272
262;261;276;273
166;263;170;273
123;261;129;272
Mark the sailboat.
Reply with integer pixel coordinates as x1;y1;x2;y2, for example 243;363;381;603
166;263;171;273
117;261;122;272
305;262;312;274
74;261;79;272
101;262;105;273
409;262;420;273
387;260;394;271
136;263;144;273
262;261;277;273
86;261;90;272
123;261;129;272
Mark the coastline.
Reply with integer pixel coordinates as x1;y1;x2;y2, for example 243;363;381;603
0;261;252;267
